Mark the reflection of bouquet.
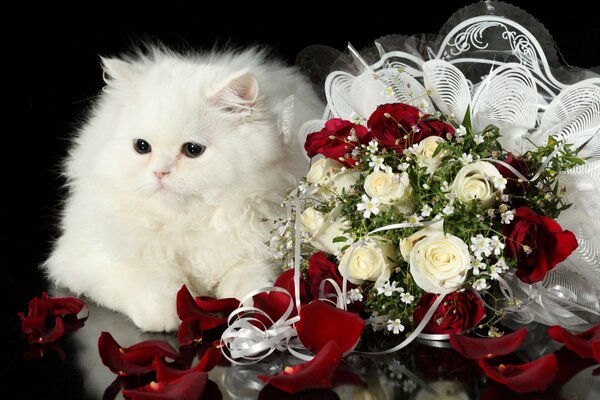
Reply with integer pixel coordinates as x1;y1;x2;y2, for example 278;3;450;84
271;100;581;336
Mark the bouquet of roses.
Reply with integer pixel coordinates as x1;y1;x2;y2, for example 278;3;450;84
269;100;582;338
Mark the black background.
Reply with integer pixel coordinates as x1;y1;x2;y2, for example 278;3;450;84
3;1;600;398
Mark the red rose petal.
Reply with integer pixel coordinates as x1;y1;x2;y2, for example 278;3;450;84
548;324;600;358
98;332;180;376
176;285;201;320
122;372;208;400
155;344;221;382
449;327;527;359
194;296;239;314
478;354;558;393
552;346;598;385
42;292;87;318
275;269;312;305
258;341;343;394
252;291;294;328
296;300;364;354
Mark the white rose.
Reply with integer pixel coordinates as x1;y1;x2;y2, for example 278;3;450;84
451;160;502;208
338;238;394;286
330;170;360;196
364;170;413;213
415;136;446;174
300;206;350;255
306;157;344;185
415;381;469;400
399;220;444;261
409;232;469;293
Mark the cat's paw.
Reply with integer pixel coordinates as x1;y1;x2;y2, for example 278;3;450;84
127;296;180;332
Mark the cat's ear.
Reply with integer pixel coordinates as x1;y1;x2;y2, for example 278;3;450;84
209;73;259;114
101;57;137;89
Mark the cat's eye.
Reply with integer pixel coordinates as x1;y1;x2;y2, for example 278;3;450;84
134;139;151;154
182;142;206;158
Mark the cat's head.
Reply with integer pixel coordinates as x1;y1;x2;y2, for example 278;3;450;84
70;50;290;206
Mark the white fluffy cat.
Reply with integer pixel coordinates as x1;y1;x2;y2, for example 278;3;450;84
44;47;320;332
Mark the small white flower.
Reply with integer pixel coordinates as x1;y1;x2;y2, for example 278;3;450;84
411;124;421;133
523;244;533;255
346;288;363;304
501;194;510;202
407;213;423;226
420;204;432;217
495;257;509;271
376;280;403;297
442;204;455;215
473;278;491;291
489;235;505;256
400;292;415;304
501;210;515;224
458;153;474;165
403;379;417;393
418;99;430;112
491;175;508;191
347;128;358;142
454;125;466;137
398;162;411;172
369;155;385;171
350;147;360;158
488;326;504;338
469;256;486;275
488;264;501;280
357;195;380;219
367;139;379;152
440;181;451;192
387;318;405;334
473;134;485;144
422;183;430;190
384;165;394;175
470;234;492;258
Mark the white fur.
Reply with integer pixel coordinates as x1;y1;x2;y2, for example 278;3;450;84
44;47;320;331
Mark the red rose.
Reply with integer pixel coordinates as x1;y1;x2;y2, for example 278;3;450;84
413;291;485;334
367;103;454;153
494;153;529;194
304;119;369;165
306;252;344;300
503;207;578;283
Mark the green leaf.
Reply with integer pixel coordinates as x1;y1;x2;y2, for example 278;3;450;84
332;236;348;243
462;105;473;132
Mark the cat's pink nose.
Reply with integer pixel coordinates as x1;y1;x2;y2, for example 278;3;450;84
154;171;170;179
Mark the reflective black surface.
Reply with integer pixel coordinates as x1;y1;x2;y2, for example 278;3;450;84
5;2;600;398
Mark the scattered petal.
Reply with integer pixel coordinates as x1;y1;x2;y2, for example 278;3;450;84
296;300;364;354
449;327;527;359
478;354;557;393
258;341;343;394
98;332;180;376
547;324;600;358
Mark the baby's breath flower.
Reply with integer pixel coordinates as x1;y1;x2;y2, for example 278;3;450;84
471;234;492;258
407;213;423;226
489;235;505;256
398;162;411;172
501;209;515;224
440;181;451;192
469;257;486;275
488;326;504;337
454;125;466;137
473;134;485;144
420;204;432;217
473;278;491;291
346;288;363;304
491;175;508;190
387;319;405;334
376;281;403;297
400;292;415;304
369;155;385;171
357;195;380;219
458;153;474;165
367;139;379;152
442;204;455;215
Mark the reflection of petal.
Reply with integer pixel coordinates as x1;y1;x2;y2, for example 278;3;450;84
423;59;471;122
154;344;221;382
478;354;558;393
449;327;527;359
122;372;208;400
258;341;342;394
296;300;364;354
553;346;597;385
548;324;600;358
